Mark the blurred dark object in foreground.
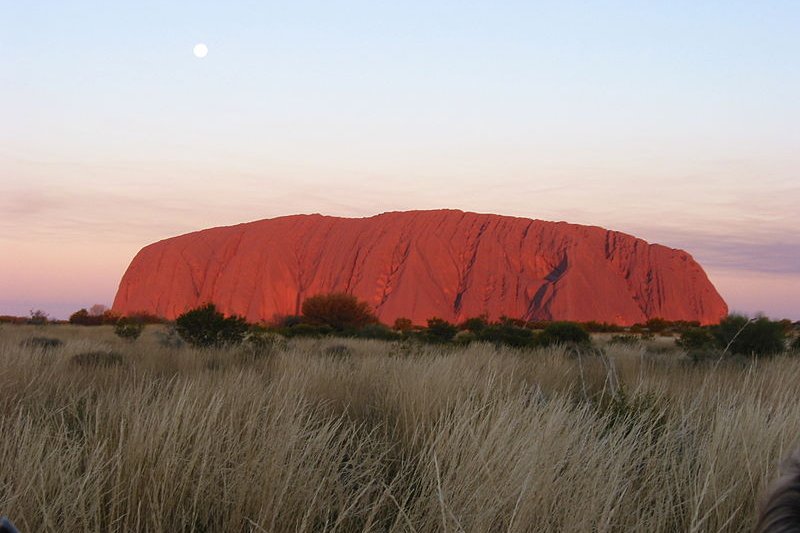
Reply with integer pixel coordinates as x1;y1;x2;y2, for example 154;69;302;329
0;517;18;533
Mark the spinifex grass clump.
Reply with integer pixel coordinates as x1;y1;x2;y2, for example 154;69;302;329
113;318;144;341
20;336;63;350
70;350;125;367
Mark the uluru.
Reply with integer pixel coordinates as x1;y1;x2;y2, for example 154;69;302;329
112;210;728;325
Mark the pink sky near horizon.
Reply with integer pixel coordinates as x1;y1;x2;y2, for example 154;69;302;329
1;148;798;321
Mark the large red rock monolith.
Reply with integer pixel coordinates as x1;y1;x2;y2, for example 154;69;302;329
113;210;728;325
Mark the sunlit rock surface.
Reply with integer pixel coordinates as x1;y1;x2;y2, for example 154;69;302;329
113;210;728;325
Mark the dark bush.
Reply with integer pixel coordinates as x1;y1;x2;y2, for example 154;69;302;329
68;308;126;326
301;293;377;331
777;319;794;335
792;336;800;352
114;318;145;341
460;315;489;333
537;322;591;347
713;314;787;356
0;315;27;325
644;318;670;333
355;324;401;341
392;317;414;332
424;318;458;343
499;316;526;328
525;320;551;330
125;312;166;325
100;310;122;325
676;327;715;351
69;309;100;326
175;303;249;348
477;323;535;348
277;315;305;328
582;321;624;333
70;351;124;367
21;337;64;350
282;323;332;338
453;331;476;345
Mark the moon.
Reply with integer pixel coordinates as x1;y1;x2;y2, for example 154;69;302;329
193;43;208;58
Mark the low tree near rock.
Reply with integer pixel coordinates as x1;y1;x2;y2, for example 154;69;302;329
175;303;249;348
69;308;91;325
461;315;489;333
537;321;591;347
355;323;401;341
69;308;106;326
476;322;535;348
713;314;787;357
301;293;377;331
393;317;414;332
28;310;49;326
676;327;716;351
424;318;458;343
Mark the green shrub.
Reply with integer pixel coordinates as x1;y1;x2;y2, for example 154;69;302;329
175;303;249;348
282;323;332;338
537;322;591;347
453;330;476;345
792;336;800;352
644;318;669;333
713;314;787;356
424;318;458;343
114;318;144;341
354;324;401;341
582;321;624;333
301;293;377;331
525;320;551;330
460;316;489;333
676;327;715;350
499;316;526;328
476;322;535;348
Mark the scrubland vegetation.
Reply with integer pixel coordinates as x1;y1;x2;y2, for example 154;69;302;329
1;320;799;532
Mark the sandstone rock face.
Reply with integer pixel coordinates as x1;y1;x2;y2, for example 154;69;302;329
113;210;728;325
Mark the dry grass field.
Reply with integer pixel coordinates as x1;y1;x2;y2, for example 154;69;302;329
0;325;798;532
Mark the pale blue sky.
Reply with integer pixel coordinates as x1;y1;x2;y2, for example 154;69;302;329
1;1;798;319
